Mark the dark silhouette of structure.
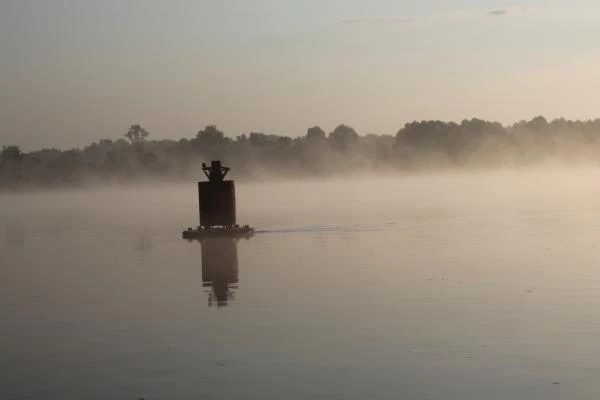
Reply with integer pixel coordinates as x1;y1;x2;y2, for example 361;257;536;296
183;160;253;239
198;161;236;228
202;160;229;182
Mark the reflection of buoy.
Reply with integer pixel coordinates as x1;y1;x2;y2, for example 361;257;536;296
182;161;254;239
201;237;239;307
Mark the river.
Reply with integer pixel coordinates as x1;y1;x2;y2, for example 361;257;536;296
2;169;600;399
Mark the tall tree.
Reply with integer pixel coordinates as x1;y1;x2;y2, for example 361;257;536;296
124;124;150;145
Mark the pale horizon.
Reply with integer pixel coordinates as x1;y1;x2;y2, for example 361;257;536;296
2;0;600;151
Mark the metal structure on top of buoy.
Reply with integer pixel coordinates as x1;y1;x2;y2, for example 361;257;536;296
182;160;254;239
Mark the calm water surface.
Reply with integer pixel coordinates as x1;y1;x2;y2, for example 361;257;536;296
2;172;600;399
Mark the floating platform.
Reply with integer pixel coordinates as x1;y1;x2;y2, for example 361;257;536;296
182;225;255;240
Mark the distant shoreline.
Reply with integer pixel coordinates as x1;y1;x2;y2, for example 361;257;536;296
2;117;600;191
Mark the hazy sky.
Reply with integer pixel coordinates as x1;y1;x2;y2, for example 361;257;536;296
2;0;600;150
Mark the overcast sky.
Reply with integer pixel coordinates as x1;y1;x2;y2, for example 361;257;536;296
2;0;600;150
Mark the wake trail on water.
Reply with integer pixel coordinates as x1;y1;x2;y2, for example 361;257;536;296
254;222;399;235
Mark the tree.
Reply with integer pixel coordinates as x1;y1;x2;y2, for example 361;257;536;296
194;125;230;158
196;125;225;144
306;126;326;141
124;124;150;145
528;116;549;132
0;145;23;163
329;124;359;151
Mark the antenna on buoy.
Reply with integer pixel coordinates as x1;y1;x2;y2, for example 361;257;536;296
202;160;229;182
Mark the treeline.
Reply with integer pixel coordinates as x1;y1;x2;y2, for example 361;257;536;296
3;116;600;190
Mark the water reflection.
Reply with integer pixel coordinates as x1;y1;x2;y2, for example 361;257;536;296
196;237;240;307
133;232;153;264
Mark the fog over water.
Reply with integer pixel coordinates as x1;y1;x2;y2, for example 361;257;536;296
3;168;600;399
